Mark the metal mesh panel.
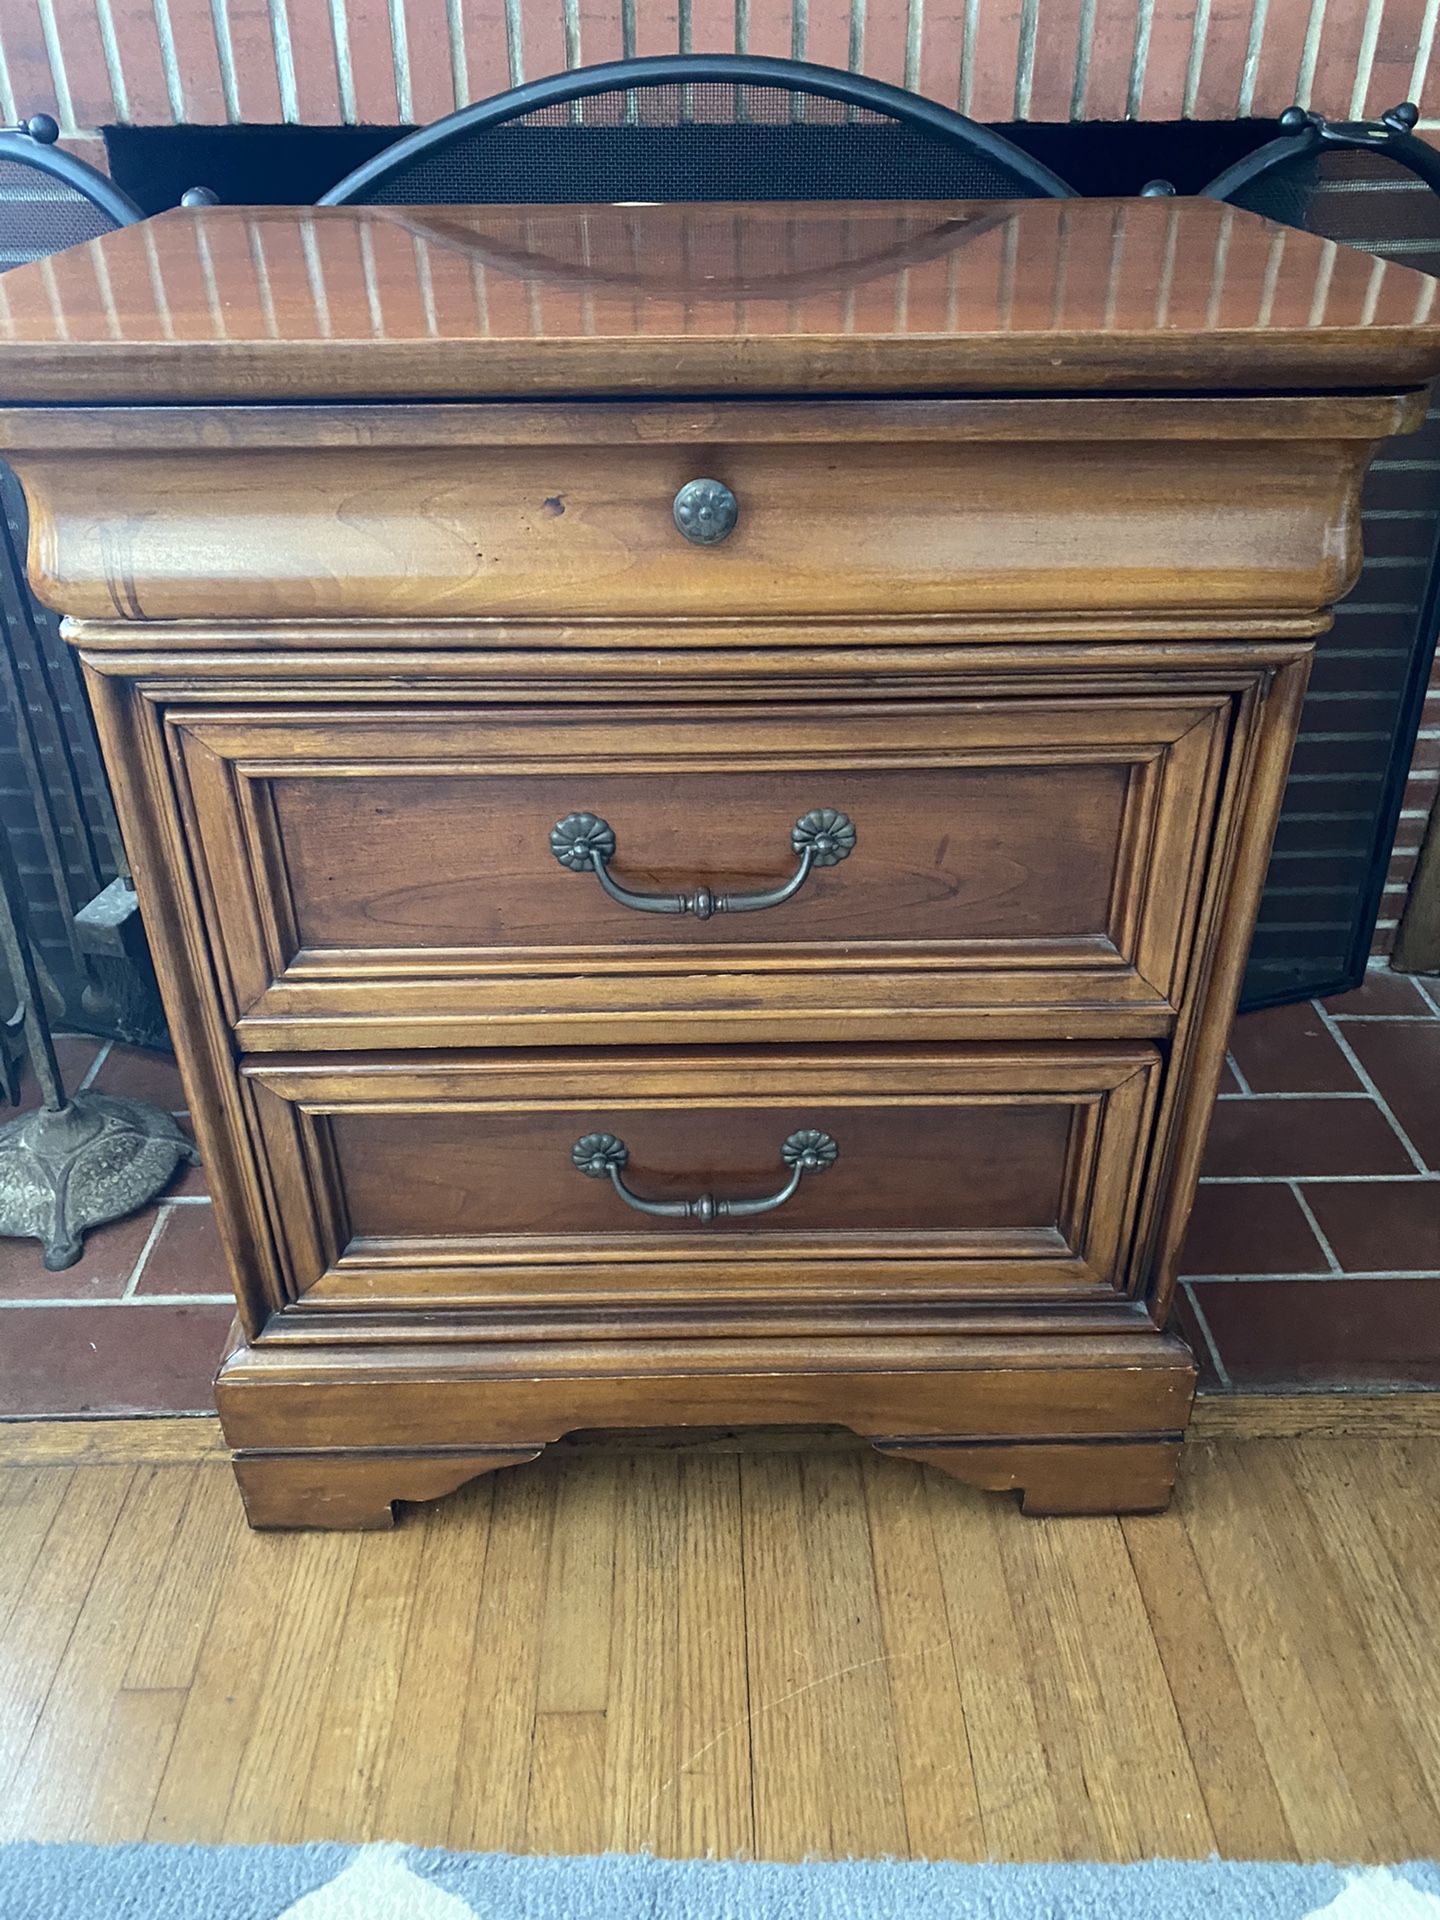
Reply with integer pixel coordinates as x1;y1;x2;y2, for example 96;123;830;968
1239;147;1440;1005
1227;145;1440;257
0;157;118;272
351;81;1044;206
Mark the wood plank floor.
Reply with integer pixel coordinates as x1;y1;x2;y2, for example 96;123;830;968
0;1436;1437;1860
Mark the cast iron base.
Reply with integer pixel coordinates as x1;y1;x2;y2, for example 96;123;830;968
0;1091;199;1269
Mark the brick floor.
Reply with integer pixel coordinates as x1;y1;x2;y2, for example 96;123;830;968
1;965;1437;1414
0;1036;231;1415
1180;964;1440;1392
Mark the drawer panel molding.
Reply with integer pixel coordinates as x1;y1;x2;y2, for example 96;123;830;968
166;695;1230;1045
241;1044;1160;1317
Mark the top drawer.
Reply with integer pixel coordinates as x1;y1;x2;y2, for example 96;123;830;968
15;397;1390;623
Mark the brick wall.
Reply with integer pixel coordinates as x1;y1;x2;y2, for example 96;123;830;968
3;1;1440;145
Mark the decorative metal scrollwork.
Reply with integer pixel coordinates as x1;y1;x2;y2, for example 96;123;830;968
548;808;855;919
571;1128;838;1225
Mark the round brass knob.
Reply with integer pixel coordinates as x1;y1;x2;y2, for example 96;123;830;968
673;478;738;545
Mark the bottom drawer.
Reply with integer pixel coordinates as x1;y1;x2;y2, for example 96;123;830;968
243;1045;1160;1314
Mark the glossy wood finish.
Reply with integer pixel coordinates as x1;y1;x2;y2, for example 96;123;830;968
166;693;1227;1045
5;198;1435;1522
1;200;1439;400
2;1438;1438;1856
239;1044;1159;1313
3;396;1415;623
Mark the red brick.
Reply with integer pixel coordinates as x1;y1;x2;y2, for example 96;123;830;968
1309;0;1373;115
1302;1178;1440;1272
110;0;174;123
860;0;912;89
518;0;569;84
1139;0;1201;118
284;0;346;122
968;0;1025;121
1342;1019;1440;1168
45;3;114;129
400;0;460;120
1180;1182;1331;1277
737;0;794;60
1081;0;1142;120
1189;0;1253;119
0;0;61;122
1249;0;1312;115
918;0;968;108
0;1302;234;1415
12;1035;104;1108
164;2;229;122
1324;967;1433;1014
0;1206;155;1304
220;0;285;122
1419;26;1440;119
131;1203;232;1298
342;0;401;120
91;1043;187;1112
1192;1275;1440;1387
1027;0;1087;119
1363;0;1426;117
1228;1000;1362;1094
1201;1096;1415;1178
684;0;739;58
631;0;682;60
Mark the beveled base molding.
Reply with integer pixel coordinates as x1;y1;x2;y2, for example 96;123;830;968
232;1445;544;1529
873;1436;1183;1513
214;1321;1197;1528
4;1389;1436;1473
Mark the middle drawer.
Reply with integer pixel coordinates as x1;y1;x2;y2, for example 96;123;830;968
242;1042;1160;1315
172;692;1229;1047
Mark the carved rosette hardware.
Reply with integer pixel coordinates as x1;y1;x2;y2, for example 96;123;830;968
672;477;739;544
570;1128;838;1224
790;808;857;867
548;808;855;918
548;812;617;872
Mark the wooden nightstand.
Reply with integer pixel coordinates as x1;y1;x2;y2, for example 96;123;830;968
2;196;1435;1524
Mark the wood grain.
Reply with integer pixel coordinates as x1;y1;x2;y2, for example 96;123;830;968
166;692;1226;1040
239;1043;1159;1314
4;1393;1440;1469
0;200;1437;402
1;1438;1434;1857
9;425;1381;622
12;194;1431;1526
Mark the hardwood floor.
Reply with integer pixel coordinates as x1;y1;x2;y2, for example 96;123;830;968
0;1436;1437;1860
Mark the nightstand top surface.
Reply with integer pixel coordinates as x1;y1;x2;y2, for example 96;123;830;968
1;195;1438;401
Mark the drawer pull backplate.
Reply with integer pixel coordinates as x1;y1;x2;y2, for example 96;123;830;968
549;807;855;920
571;1128;838;1225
